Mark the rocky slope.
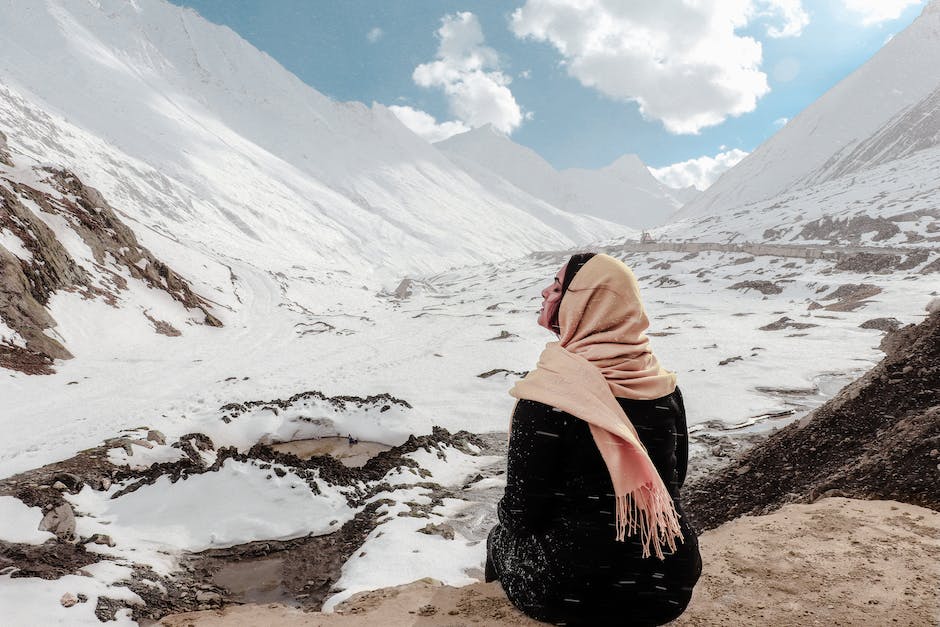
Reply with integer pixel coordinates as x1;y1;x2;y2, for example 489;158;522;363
0;132;220;374
685;305;940;530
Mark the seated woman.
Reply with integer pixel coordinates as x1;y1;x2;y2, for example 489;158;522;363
486;253;702;626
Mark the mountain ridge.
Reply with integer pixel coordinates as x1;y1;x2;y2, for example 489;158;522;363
437;124;691;229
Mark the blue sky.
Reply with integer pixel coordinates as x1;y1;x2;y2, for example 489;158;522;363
168;0;926;187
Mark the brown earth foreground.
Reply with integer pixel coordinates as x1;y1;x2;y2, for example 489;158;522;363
158;497;940;627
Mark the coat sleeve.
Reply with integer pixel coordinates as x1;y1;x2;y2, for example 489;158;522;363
497;399;566;535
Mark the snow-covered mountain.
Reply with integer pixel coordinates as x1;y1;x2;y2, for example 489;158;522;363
0;0;623;281
437;125;691;229
677;0;940;220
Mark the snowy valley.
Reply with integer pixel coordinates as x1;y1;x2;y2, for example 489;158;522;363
1;0;938;624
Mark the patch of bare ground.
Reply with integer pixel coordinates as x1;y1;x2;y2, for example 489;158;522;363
143;311;181;337
156;499;940;627
860;317;902;332
819;283;883;312
727;280;783;295
758;317;819;331
833;252;901;273
799;214;900;243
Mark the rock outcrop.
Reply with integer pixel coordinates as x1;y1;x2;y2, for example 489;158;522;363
0;141;221;374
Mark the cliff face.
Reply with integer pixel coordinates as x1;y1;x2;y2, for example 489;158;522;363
686;306;940;530
0;131;220;374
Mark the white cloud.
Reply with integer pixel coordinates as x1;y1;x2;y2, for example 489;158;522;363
759;0;810;38
412;12;524;134
649;148;749;190
366;27;383;43
773;116;789;128
842;0;924;25
388;105;470;143
510;0;809;134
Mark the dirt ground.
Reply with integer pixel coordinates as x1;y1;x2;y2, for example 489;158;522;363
158;497;940;627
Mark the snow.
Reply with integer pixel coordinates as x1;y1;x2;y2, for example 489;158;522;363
0;573;139;626
0;0;937;623
67;458;354;564
0;226;32;261
678;1;940;218
0;317;27;348
437;124;690;228
0;0;624;280
661;145;940;245
323;490;485;611
0;496;55;544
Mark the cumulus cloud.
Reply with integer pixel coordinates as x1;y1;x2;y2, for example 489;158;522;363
760;0;810;38
388;105;470;143
842;0;924;25
510;0;809;134
773;117;789;128
412;12;524;134
366;27;383;43
649;148;749;190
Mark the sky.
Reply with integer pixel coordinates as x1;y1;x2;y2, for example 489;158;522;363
167;0;928;189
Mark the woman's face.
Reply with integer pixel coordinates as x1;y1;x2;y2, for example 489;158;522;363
537;263;568;334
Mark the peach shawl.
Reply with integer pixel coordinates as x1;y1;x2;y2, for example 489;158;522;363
510;254;683;559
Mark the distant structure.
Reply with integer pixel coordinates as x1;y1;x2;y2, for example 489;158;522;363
640;231;655;244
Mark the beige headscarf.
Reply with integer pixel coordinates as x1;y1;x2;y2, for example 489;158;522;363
510;254;683;559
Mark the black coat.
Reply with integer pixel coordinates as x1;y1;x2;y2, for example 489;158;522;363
487;387;701;626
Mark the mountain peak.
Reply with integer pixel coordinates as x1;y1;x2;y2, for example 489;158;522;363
603;153;647;173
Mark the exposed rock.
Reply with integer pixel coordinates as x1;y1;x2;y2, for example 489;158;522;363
799;215;900;243
60;593;78;608
39;503;76;540
485;330;517;341
219;390;413;425
727;280;783;295
819;283;883;311
860;317;902;332
833;252;901;273
0;539;99;579
686;310;940;531
717;356;743;366
0;130;12;166
896;249;931;270
393;278;415;299
143;311;181;337
417;522;455;540
0;165;221;374
477;368;528;379
758;317;818;331
921;255;940;274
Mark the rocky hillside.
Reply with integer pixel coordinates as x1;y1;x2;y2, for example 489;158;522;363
0;131;220;374
685;304;940;530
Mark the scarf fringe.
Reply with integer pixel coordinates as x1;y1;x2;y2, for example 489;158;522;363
615;483;684;560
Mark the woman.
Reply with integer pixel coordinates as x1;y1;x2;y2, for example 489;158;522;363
486;252;701;626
